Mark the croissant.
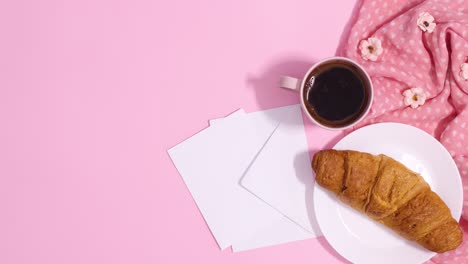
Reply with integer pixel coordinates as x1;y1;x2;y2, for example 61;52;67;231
312;149;462;253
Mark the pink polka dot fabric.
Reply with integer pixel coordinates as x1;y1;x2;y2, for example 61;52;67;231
342;0;468;262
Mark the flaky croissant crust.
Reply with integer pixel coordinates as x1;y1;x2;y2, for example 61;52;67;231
313;149;462;253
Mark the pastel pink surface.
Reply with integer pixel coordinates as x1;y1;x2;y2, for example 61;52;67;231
0;0;414;264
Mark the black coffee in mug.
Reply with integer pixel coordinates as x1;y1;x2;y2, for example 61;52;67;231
302;61;371;128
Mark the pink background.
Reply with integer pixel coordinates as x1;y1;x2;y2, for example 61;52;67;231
0;0;421;263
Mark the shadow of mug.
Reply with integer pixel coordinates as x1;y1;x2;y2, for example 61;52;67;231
245;57;318;126
241;0;365;259
245;56;351;260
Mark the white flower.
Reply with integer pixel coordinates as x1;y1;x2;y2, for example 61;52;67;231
417;12;436;33
460;63;468;80
359;37;383;61
403;87;427;109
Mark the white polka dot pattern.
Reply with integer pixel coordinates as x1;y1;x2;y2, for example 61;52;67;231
341;0;468;262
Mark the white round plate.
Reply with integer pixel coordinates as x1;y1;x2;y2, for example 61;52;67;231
313;123;463;264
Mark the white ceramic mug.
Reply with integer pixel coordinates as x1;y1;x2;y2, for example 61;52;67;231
280;56;373;130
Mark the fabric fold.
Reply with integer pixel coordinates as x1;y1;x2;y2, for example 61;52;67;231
342;0;468;261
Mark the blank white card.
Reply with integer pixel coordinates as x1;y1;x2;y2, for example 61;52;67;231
168;105;320;251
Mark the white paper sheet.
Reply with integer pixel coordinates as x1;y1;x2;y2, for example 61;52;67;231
230;105;317;251
168;105;318;252
168;110;280;250
241;104;321;236
209;109;245;125
231;210;313;252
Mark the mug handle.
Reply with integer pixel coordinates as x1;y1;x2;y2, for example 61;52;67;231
279;76;315;91
279;76;302;91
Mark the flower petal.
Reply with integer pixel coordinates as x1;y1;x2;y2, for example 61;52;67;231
417;96;426;105
417;13;426;24
359;37;383;61
359;40;370;51
427;23;436;33
417;12;436;33
368;37;381;46
460;63;468;80
403;89;413;97
462;70;468;80
425;14;435;23
359;40;371;60
404;96;413;106
418;24;427;32
375;47;383;56
368;53;378;61
418;93;427;101
462;63;468;70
